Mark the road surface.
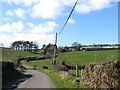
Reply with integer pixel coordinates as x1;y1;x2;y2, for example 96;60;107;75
17;69;55;88
3;68;55;89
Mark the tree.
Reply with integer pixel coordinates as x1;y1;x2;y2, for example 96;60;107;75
42;44;46;50
72;42;81;51
44;43;57;58
64;46;71;52
26;41;30;51
11;40;39;52
72;42;78;47
11;41;20;50
32;42;39;53
76;43;81;51
23;41;27;51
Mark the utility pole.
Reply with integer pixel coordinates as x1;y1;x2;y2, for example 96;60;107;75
53;33;57;65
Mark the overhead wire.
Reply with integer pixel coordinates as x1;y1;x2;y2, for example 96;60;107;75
52;0;78;65
58;0;78;35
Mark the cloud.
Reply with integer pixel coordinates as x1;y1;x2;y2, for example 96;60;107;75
5;0;75;19
27;23;34;28
0;21;57;48
75;0;111;14
30;21;57;34
5;0;112;19
31;0;112;19
60;0;76;6
0;33;55;48
6;10;14;16
0;21;24;33
109;0;120;2
68;18;76;24
13;8;25;18
6;8;25;18
31;0;64;19
3;17;11;21
5;0;39;6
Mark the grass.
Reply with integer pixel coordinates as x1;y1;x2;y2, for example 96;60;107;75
57;50;119;65
1;47;118;65
24;59;52;68
2;48;118;88
25;50;118;67
38;69;78;88
23;49;119;88
24;61;77;88
24;61;90;88
1;47;36;85
1;47;37;61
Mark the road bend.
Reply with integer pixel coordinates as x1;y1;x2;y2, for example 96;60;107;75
17;69;55;88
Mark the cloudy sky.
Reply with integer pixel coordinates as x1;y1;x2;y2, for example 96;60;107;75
0;0;119;48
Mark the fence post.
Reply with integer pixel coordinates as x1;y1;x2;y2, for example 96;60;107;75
76;65;79;77
81;69;83;77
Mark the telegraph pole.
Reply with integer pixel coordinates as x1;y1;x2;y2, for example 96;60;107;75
52;0;78;66
53;33;57;65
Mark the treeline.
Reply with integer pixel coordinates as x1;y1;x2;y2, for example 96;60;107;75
11;41;39;52
10;40;119;53
57;42;120;52
40;42;119;53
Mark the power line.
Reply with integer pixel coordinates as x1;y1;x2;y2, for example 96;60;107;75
59;0;78;35
53;0;78;66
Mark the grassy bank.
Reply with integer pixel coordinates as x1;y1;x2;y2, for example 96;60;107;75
1;47;34;85
24;61;77;88
24;61;90;88
38;69;78;88
1;47;37;61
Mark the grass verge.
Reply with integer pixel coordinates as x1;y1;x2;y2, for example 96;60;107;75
38;69;78;88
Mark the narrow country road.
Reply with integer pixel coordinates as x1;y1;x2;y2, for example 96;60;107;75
3;67;55;89
17;69;55;88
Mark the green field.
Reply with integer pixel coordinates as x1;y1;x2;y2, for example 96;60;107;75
1;48;119;88
1;47;118;64
26;50;119;67
57;50;119;65
1;47;37;61
23;49;119;88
